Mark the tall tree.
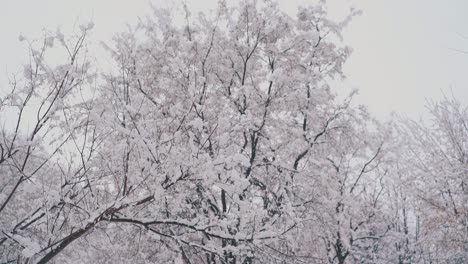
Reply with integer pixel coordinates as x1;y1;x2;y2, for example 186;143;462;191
6;1;455;263
396;97;467;264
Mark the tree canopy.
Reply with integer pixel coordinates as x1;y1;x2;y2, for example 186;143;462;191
0;1;466;263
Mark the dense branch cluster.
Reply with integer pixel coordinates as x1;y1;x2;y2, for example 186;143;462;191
0;1;466;263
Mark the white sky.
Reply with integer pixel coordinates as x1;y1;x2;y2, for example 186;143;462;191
1;0;467;120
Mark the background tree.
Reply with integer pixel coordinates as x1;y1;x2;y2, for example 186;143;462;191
395;97;467;264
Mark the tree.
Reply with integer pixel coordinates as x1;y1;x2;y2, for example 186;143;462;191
7;0;460;263
1;1;367;262
395;97;467;264
0;23;98;263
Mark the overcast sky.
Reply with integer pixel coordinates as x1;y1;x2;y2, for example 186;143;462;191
1;0;467;120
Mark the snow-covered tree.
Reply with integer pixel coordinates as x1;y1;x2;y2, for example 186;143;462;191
395;98;467;264
3;1;465;264
1;1;364;262
0;23;98;263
